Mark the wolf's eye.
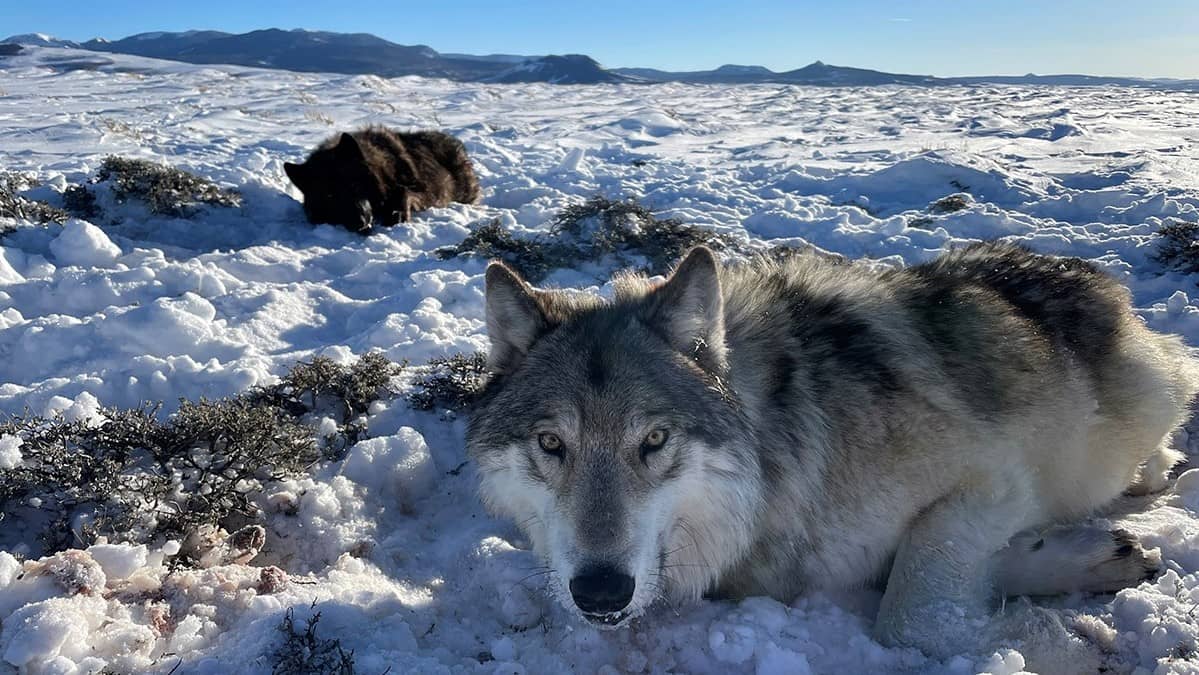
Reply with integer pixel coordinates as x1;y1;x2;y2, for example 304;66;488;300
538;433;563;457
640;429;669;458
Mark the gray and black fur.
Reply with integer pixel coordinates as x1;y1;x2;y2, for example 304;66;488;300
469;241;1198;663
285;127;480;233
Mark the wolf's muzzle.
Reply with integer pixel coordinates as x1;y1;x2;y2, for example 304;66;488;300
569;565;635;616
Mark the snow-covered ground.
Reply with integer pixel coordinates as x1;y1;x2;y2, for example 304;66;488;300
1;46;1199;674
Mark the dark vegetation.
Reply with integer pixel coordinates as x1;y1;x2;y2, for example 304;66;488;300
0;173;68;227
406;352;488;412
272;605;356;675
0;352;401;559
2;158;240;236
247;351;404;455
86;156;242;218
929;193;971;214
62;184;99;219
1155;220;1199;276
436;195;739;282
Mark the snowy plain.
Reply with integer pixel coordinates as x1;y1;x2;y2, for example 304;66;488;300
1;46;1199;674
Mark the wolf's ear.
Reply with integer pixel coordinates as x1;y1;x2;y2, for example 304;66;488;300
485;262;548;373
644;246;727;371
283;162;307;190
335;133;363;160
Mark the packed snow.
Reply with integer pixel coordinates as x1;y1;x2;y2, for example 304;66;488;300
1;46;1199;674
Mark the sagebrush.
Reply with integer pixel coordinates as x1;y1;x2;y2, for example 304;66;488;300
0;352;403;559
273;606;356;675
407;352;488;412
0;172;68;226
77;156;242;219
1155;220;1199;276
436;195;738;281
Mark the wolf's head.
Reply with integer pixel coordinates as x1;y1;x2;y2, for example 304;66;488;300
467;248;761;627
285;133;378;232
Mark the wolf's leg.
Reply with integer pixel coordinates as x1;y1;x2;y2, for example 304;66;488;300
991;526;1160;596
1125;443;1185;496
384;191;411;225
873;481;1033;657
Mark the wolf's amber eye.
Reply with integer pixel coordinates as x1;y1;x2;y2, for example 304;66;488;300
641;429;669;457
538;433;563;456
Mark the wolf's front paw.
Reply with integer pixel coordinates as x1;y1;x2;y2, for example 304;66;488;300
1085;529;1161;590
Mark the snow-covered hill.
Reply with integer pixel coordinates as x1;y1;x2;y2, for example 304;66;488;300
1;46;1199;674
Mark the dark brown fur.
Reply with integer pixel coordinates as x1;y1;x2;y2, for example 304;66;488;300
285;127;481;233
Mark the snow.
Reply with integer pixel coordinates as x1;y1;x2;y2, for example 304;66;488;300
0;436;21;470
0;45;1198;674
86;545;149;581
48;220;122;268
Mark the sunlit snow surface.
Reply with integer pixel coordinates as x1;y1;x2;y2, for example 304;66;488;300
1;47;1199;674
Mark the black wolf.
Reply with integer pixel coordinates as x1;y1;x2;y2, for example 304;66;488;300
285;127;480;233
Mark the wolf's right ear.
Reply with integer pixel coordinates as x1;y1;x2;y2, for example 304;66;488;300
283;162;307;190
484;263;548;373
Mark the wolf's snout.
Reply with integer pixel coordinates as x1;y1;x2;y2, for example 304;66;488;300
568;565;635;616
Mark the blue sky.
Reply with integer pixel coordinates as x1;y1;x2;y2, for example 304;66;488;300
4;0;1198;78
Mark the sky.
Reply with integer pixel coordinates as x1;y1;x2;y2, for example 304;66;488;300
3;0;1198;78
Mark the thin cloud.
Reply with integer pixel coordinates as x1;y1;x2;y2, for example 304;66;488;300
889;18;913;23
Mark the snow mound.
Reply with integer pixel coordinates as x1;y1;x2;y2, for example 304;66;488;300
773;150;1050;215
48;220;122;267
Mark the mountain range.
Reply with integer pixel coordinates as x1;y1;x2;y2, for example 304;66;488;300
3;29;1197;89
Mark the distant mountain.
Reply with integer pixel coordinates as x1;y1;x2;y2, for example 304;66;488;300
442;52;533;64
777;60;937;85
615;64;781;84
63;29;620;82
486;55;634;84
4;33;78;48
615;60;938;85
3;30;1197;89
77;29;461;78
0;43;22;57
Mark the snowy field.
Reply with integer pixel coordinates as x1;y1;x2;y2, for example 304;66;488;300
2;46;1199;674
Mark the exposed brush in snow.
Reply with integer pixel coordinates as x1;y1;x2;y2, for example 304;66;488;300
435;218;573;282
62;184;99;219
0;172;68;226
73;156;242;219
0;352;406;559
407;352;488;412
1155;220;1199;276
929;192;972;214
0;399;316;558
551;195;737;275
272;606;356;675
247;351;404;455
436;196;738;281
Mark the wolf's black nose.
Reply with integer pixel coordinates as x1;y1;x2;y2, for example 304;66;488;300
569;565;635;615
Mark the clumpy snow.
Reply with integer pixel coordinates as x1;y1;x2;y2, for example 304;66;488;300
47;220;121;268
1;45;1199;674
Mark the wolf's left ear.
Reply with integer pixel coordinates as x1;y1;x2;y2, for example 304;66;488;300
335;133;363;160
484;262;548;374
644;247;727;372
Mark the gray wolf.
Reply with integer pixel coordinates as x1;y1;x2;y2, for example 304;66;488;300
466;241;1198;658
284;127;480;233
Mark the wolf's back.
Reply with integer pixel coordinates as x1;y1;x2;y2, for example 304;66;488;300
905;241;1133;369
